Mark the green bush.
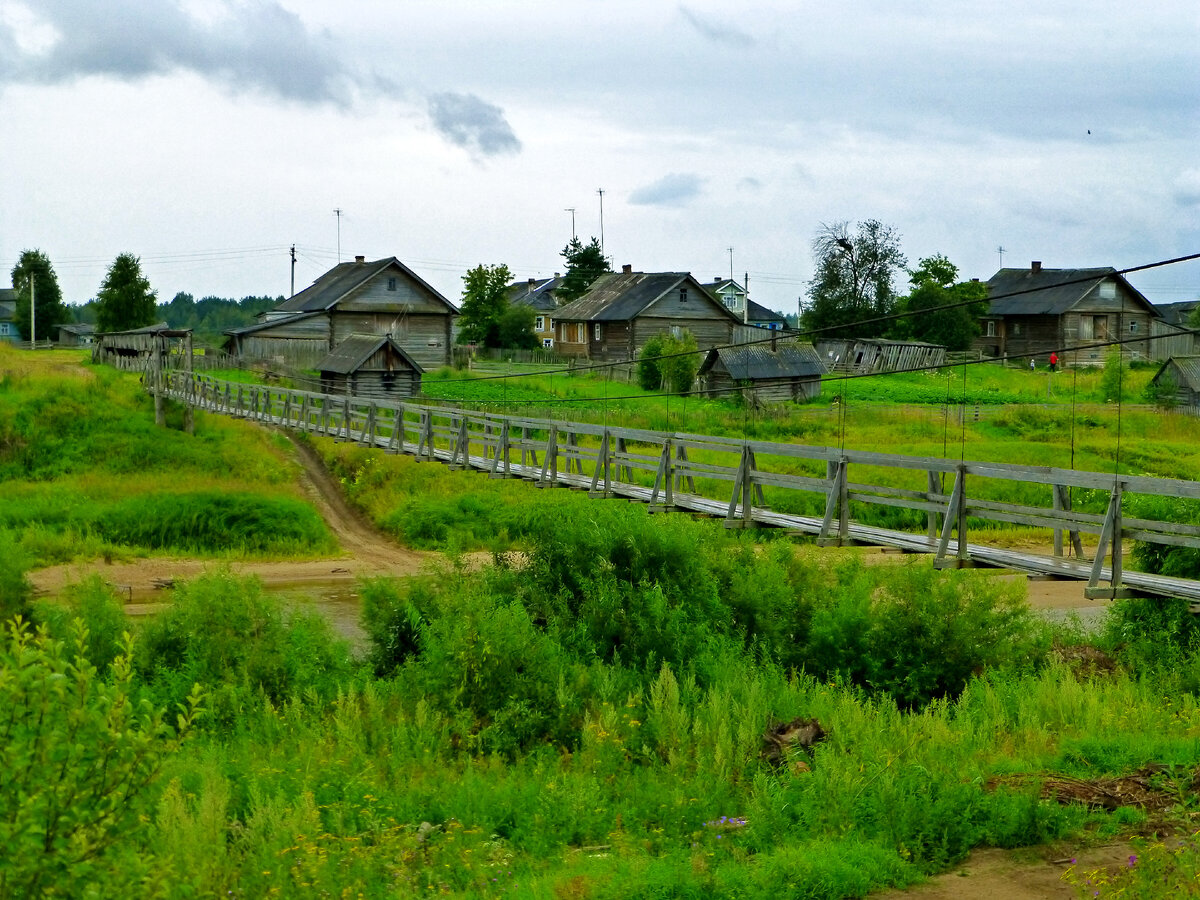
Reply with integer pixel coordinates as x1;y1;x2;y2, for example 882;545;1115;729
0;529;33;623
93;490;333;554
637;331;700;394
0;619;201;898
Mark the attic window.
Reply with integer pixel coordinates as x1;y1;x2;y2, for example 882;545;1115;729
679;288;688;303
1098;281;1116;300
387;277;397;291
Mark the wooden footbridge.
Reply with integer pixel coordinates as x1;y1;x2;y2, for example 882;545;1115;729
162;371;1200;603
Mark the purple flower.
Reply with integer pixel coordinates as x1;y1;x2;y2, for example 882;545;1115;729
1128;854;1138;867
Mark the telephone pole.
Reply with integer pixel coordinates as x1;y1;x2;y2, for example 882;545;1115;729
597;189;605;256
290;244;296;297
29;276;35;349
334;208;343;262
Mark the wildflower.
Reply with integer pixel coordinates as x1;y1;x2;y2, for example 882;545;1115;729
1128;854;1138;867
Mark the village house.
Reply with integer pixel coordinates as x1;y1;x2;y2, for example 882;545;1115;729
975;262;1163;365
56;323;95;347
507;275;564;348
0;288;18;344
699;278;787;330
698;341;826;403
552;266;743;362
224;256;456;371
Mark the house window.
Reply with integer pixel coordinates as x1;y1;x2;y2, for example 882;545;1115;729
723;297;736;309
542;338;554;348
1098;281;1116;300
1129;320;1139;333
679;288;688;303
535;316;545;331
594;323;603;340
1012;323;1021;336
387;277;397;291
986;321;996;337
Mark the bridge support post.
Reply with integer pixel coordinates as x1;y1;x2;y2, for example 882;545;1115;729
589;430;613;497
725;445;762;529
817;458;849;546
649;438;675;511
934;465;974;568
1086;482;1132;600
183;333;194;435
538;426;559;487
152;333;165;427
1052;484;1084;558
490;420;511;478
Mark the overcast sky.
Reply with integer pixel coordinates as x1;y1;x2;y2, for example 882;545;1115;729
2;0;1198;316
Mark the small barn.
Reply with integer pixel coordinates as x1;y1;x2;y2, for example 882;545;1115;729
56;323;95;347
815;338;945;374
1148;356;1200;410
316;334;423;400
698;342;826;403
92;323;188;370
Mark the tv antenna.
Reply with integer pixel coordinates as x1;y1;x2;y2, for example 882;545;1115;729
997;245;1006;268
334;208;343;262
565;207;577;240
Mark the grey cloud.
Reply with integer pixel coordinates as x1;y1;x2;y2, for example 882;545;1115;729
0;0;365;104
678;6;754;48
427;92;521;157
738;176;762;190
629;173;703;207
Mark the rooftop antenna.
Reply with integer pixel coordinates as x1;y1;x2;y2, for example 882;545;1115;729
334;208;343;262
565;207;577;241
597;188;605;255
997;245;1006;268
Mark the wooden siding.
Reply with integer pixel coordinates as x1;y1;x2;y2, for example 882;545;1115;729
632;317;734;355
238;336;330;367
330;313;449;370
320;370;421;400
336;272;450;316
702;371;820;403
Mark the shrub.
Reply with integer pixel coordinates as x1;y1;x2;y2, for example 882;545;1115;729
0;529;33;623
1142;371;1178;410
0;619;201;898
637;330;700;394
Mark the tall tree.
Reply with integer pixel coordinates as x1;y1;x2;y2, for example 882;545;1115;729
95;254;157;333
557;236;611;304
801;220;907;339
456;263;514;348
892;255;989;350
10;249;69;342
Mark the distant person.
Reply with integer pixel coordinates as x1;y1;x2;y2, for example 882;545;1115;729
1030;358;1036;371
1049;352;1058;372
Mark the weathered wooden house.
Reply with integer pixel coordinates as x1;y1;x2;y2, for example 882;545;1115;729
507;275;564;348
814;338;945;374
699;278;788;330
974;262;1162;365
0;289;18;344
1149;357;1200;410
315;333;423;399
56;323;95;347
552;267;742;362
224;256;456;370
698;341;825;403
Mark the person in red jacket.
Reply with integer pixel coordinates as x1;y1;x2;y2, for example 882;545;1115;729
1049;351;1058;373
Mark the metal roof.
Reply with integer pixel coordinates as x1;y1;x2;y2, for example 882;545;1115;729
553;271;742;323
315;333;423;375
985;267;1159;317
1158;356;1200;392
507;276;564;312
275;257;456;315
1154;301;1199;328
223;310;323;337
698;342;826;380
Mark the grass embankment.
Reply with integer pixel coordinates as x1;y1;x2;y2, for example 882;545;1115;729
0;345;333;566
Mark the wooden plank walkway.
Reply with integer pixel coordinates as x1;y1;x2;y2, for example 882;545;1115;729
159;372;1200;603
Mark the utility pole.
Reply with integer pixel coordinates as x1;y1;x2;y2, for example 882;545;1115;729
597;189;605;256
334;208;343;262
29;275;35;349
290;244;296;297
564;208;576;241
997;245;1006;268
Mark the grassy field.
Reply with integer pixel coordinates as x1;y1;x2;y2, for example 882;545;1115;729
7;347;1200;898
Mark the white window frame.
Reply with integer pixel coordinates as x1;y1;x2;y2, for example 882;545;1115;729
535;316;545;331
593;323;603;340
986;321;996;337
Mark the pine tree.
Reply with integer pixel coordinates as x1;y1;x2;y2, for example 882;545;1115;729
95;254;157;333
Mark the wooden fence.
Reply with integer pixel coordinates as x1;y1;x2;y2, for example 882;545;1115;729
164;371;1200;603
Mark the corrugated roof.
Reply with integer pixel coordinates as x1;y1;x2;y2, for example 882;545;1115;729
554;272;742;323
985;267;1159;317
699;342;826;380
315;333;423;375
1161;356;1200;392
275;257;455;314
224;310;323;337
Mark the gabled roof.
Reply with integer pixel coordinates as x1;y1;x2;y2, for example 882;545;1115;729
1155;356;1200;392
57;323;94;335
699;342;826;380
985;267;1160;317
1155;300;1199;328
746;299;786;324
315;333;423;375
507;276;564;313
275;257;456;315
553;271;742;323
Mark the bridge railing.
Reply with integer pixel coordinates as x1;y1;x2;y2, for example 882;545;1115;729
167;371;1200;601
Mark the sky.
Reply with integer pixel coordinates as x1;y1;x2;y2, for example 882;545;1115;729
2;0;1198;318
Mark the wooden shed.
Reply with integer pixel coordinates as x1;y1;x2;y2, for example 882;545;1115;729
92;323;189;370
698;341;826;403
1148;356;1200;409
814;338;945;374
315;334;423;400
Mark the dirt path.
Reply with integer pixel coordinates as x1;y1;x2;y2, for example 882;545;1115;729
30;436;436;601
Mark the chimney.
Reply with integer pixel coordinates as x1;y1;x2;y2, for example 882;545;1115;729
622;264;632;274
355;255;365;264
528;278;536;286
1031;261;1042;273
